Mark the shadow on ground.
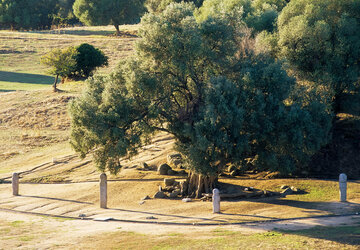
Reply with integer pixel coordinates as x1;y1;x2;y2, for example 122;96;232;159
279;223;360;246
0;71;54;84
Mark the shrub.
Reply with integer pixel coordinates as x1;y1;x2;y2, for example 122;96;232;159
73;43;108;78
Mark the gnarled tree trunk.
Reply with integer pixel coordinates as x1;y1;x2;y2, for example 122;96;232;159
181;172;218;198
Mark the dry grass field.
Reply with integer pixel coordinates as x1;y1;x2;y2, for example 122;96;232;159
0;26;359;249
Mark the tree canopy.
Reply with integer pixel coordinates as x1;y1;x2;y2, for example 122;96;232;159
196;0;289;33
41;47;78;91
73;0;145;35
73;43;108;78
0;0;57;30
145;0;204;13
277;0;360;112
70;2;331;197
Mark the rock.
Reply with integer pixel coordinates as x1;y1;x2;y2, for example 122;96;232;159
153;191;166;198
281;187;293;197
280;185;289;189
182;198;192;202
230;170;241;177
169;190;181;198
142;195;151;200
164;178;175;186
178;170;187;175
142;162;150;169
167;169;176;175
158;163;171;175
167;153;183;167
290;186;298;192
244;187;254;191
162;186;175;192
228;165;236;172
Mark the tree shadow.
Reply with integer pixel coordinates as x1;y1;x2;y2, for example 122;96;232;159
107;207;229;223
20;195;93;205
0;71;54;84
242;196;360;246
275;220;360;246
247;198;360;216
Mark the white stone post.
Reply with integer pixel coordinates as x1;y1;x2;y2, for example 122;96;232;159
212;188;220;213
339;173;347;202
100;173;107;208
12;173;19;196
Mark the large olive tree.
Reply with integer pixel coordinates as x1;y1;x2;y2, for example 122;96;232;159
70;3;331;198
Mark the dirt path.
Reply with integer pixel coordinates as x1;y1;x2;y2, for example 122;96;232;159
0;208;359;249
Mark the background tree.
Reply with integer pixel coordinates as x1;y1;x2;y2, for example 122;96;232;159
53;0;79;27
70;3;331;197
0;0;57;30
41;47;78;91
277;0;360;112
73;0;145;35
196;0;289;34
73;43;108;78
145;0;204;13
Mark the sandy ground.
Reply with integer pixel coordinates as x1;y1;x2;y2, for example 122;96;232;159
0;207;359;249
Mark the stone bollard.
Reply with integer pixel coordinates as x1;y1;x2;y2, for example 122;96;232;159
212;188;220;213
12;173;19;196
339;173;347;202
100;173;107;208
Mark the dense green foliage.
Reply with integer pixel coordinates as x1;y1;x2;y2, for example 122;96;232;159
53;0;78;26
145;0;204;13
73;0;145;35
0;0;57;29
276;0;360;112
40;47;78;90
196;0;289;33
73;43;108;78
41;43;107;90
70;3;331;177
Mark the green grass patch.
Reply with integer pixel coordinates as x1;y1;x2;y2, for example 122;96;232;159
76;225;360;249
212;228;239;236
19;235;34;242
10;221;24;228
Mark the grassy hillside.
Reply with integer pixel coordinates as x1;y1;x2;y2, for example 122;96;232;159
0;25;138;91
0;25;139;172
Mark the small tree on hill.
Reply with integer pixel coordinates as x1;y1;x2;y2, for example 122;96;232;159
73;0;145;36
41;47;78;91
69;3;331;198
74;43;108;78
